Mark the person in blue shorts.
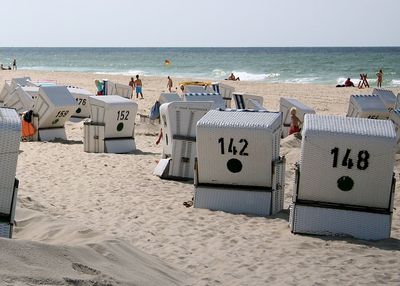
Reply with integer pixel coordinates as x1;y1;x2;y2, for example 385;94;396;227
134;75;144;99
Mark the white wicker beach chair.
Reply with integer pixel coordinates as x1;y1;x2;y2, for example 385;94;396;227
158;93;181;106
389;109;400;153
3;87;34;114
290;114;396;240
10;77;36;89
211;82;235;108
153;101;212;180
232;93;265;110
0;108;21;238
84;95;138;153
103;80;132;99
0;82;12;105
66;86;93;119
279;97;315;138
194;109;285;216
32;86;77;141
182;93;225;109
347;95;390;120
372;88;396;111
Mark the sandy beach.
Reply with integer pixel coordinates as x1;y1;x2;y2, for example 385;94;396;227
1;70;400;285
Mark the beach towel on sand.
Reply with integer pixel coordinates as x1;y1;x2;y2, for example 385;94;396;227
149;101;161;120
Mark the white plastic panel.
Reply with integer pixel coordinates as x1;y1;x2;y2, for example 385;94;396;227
38;128;67;141
299;114;396;209
89;95;138;138
279;97;315;138
390;109;400;153
105;138;136;153
290;203;392;240
197;110;282;187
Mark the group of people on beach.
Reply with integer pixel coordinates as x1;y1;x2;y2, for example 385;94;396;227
0;59;17;70
128;75;144;99
337;69;384;88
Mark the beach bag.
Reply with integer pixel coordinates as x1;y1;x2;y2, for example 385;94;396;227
149;101;161;120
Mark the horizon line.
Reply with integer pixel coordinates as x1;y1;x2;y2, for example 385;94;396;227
1;46;400;49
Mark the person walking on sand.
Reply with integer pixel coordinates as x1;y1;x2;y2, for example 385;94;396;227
167;76;173;92
128;77;135;98
376;69;383;88
12;59;17;70
134;74;143;99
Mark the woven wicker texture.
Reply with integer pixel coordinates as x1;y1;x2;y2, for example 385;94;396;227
390;109;400;153
279;97;315;138
34;86;77;129
3;87;34;114
0;223;12;238
0;108;21;214
372;88;396;110
67;87;93;118
347;95;389;119
299;114;396;209
183;93;225;109
290;203;391;240
194;186;283;216
197;110;281;187
89;95;138;138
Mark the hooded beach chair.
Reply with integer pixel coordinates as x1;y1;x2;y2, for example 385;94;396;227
103;80;132;99
66;86;93;119
194;109;285;216
182;93;225;109
84;95;138;153
153;101;212;180
232;93;265;110
0;108;21;238
290;114;396;240
347;95;390;120
3;87;35;114
211;82;235;108
279;97;315;138
32;86;77;141
371;88;396;111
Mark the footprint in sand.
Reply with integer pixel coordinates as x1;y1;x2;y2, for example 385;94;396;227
72;263;101;275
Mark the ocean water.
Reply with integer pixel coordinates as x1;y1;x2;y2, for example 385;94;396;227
0;47;399;86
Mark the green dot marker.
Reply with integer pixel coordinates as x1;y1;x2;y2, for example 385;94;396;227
337;176;354;192
117;122;124;131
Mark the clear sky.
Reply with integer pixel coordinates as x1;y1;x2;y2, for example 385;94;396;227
0;0;398;47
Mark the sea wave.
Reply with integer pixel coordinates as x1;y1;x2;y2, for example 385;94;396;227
392;79;400;86
94;70;147;76
232;71;280;81
284;77;320;84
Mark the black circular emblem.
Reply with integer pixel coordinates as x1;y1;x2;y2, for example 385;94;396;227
227;158;243;173
337;176;354;192
76;107;82;114
117;122;124;131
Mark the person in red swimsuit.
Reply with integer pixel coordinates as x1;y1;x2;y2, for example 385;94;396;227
289;108;302;135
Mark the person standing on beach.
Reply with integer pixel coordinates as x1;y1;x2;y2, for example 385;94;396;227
134;75;143;99
128;77;135;98
167;76;173;92
12;59;17;70
376;69;383;88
